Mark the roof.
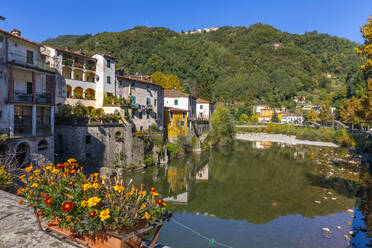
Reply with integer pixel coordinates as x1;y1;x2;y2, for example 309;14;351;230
0;28;41;47
196;98;209;104
165;107;189;112
44;45;96;60
283;114;303;117
95;52;116;60
117;74;162;87
164;89;190;98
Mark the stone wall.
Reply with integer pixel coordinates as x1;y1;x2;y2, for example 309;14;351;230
189;120;210;138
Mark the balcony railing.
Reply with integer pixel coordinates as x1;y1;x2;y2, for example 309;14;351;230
9;52;54;72
14;91;33;103
36;93;51;104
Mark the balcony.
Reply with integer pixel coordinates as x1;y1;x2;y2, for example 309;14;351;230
36;93;51;104
9;52;54;72
14;91;33;103
62;57;73;67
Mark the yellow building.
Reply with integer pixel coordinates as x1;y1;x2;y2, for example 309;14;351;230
258;107;273;122
277;113;287;122
164;107;188;141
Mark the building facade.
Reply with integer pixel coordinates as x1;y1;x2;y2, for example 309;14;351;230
0;29;55;165
116;74;164;131
164;107;188;141
281;114;304;124
196;98;213;120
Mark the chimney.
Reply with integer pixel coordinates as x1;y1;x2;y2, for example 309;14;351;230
11;29;21;36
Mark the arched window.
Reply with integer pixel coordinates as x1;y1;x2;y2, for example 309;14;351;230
38;140;48;151
115;131;122;141
16;142;30;167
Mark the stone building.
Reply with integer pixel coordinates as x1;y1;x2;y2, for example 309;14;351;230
116;74;164;131
0;28;55;165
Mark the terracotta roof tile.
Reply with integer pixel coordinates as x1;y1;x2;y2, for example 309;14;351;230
164;89;190;98
0;28;41;47
196;98;209;104
117;74;161;87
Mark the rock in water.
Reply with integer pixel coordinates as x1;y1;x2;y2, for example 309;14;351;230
337;226;341;230
347;209;354;214
315;201;321;204
344;235;350;241
322;227;331;233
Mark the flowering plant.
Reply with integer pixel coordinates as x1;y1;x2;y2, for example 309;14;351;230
17;159;167;235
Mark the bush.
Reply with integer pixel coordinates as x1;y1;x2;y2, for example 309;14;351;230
148;124;160;133
0;166;12;189
210;103;235;145
166;143;183;159
144;155;155;166
265;123;275;133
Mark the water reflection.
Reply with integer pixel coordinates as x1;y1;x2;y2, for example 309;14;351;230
127;141;372;247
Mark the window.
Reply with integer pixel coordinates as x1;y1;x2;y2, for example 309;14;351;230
85;135;91;144
26;50;33;64
139;111;143;119
154;99;157;107
200;105;203;109
107;76;111;84
174;99;178;105
154;112;157;119
182;112;186;118
38;140;48;151
170;112;173;118
118;80;123;87
147;112;149;119
146;97;151;105
131;82;135;89
180;120;185;127
107;60;111;68
36;107;51;135
169;120;173;127
146;85;150;92
131;111;135;119
86;153;91;158
132;96;136;104
27;82;32;95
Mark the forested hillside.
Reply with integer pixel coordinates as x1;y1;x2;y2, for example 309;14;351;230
43;24;365;107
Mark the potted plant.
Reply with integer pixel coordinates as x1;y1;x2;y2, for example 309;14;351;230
17;160;168;248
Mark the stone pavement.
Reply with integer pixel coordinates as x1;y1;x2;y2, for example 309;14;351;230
0;190;83;248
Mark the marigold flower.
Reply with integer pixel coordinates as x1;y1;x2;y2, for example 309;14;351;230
66;215;72;222
91;182;99;190
62;202;74;212
25;165;33;173
18;199;24;205
36;210;44;217
139;190;146;196
45;196;53;204
149;187;155;192
141;203;146;208
19;175;26;180
69;169;77;175
28;175;34;181
87;197;101;207
113;185;124;193
45;165;53;171
33;169;41;176
81;200;88;207
82;183;90;191
131;185;136;192
51;169;60;175
89;211;96;218
151;191;159;196
17;187;24;195
57;164;65;169
145;211;151;220
67;158;77;163
99;209;110;222
30;183;39;188
67;181;74;186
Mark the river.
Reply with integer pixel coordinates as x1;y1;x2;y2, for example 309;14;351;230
127;140;372;248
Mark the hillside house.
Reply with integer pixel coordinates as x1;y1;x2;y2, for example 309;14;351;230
196;98;213;120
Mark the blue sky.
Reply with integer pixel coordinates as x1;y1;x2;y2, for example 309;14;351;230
1;0;371;43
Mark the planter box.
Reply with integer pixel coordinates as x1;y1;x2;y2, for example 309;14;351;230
46;220;145;248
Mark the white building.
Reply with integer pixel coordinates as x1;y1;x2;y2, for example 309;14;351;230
116;74;164;131
196;98;213;120
42;46;116;109
281;114;304;125
253;105;270;114
0;28;55;164
164;89;196;121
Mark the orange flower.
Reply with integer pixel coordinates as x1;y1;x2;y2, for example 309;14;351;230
17;187;24;195
45;196;53;204
67;181;74;186
151;191;159;196
18;199;24;205
139;190;146;196
36;210;44;217
57;164;65;169
66;215;72;222
145;212;151;220
89;212;96;218
141;203;146;208
19;175;26;180
25;165;33;173
62;202;74;212
156;199;166;206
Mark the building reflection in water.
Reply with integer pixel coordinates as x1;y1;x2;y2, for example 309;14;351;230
195;164;209;182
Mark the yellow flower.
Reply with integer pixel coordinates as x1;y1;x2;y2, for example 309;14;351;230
151;191;159;196
99;209;110;222
145;212;151;220
33;169;41;176
18;199;24;205
25;165;33;173
139;190;146;196
51;169;60;175
28;175;34;181
45;165;53;171
67;158;77;163
113;185;124;193
81;200;88;207
19;175;26;180
82;183;91;191
66;215;72;222
141;203;146;208
87;197;101;207
30;183;39;188
91;182;99;190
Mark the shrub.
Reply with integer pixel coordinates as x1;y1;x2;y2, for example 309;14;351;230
265;123;275;133
148;124;160;133
0;166;12;189
210;103;235;145
144;155;155;166
166;143;183;159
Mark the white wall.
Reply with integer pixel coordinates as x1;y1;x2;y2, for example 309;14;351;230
196;103;210;119
164;97;189;111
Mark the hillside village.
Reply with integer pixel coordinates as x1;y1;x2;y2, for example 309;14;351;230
0;28;213;168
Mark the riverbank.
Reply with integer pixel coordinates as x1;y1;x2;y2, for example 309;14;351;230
236;133;339;147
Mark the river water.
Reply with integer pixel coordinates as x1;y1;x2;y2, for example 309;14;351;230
128;140;372;248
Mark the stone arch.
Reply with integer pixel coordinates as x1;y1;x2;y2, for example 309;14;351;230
66;85;72;98
38;140;48;151
85;88;95;100
115;131;123;141
16;142;31;167
73;87;83;99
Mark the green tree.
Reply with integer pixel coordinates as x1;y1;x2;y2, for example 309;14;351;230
250;114;259;122
210;103;235;145
239;113;249;123
271;113;279;123
151;71;182;90
306;109;319;122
